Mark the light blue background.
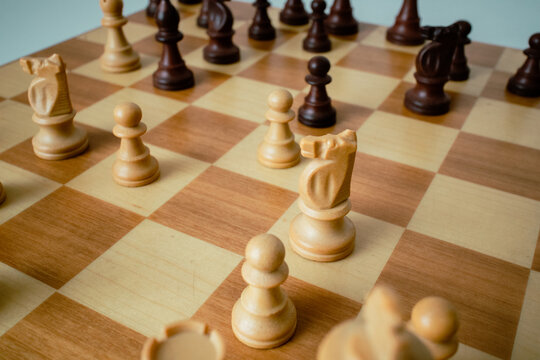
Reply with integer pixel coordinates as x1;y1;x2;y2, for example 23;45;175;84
0;0;538;66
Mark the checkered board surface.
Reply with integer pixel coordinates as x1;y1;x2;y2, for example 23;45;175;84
0;1;539;359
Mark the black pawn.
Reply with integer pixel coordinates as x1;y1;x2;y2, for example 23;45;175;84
178;0;202;4
146;0;159;17
507;33;540;97
303;0;331;53
204;0;240;64
153;0;195;90
280;0;309;26
249;0;276;41
298;56;336;128
325;0;358;36
450;20;471;81
197;0;211;28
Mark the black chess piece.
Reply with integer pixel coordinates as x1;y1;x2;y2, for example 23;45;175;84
197;0;211;28
279;0;309;26
146;0;159;17
298;56;336;128
204;0;240;64
386;0;424;46
249;0;276;41
404;24;460;115
153;0;195;90
178;0;201;3
325;0;358;36
507;33;540;97
450;20;472;81
303;0;331;53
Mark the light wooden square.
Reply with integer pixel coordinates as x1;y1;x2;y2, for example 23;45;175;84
193;76;298;123
269;201;404;303
60;219;242;337
409;174;540;268
67;144;210;217
512;270;540;359
0;100;36;153
320;66;400;109
0;161;61;225
179;12;246;39
0;61;32;99
495;47;526;73
273;33;357;64
356;111;459;172
73;53;158;87
183;45;267;75
0;262;55;336
214;125;307;192
361;26;424;55
76;87;188;132
78;22;156;45
463;98;540;150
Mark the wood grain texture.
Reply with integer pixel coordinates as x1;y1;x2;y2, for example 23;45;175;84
378;81;477;129
150;166;298;255
337;44;416;78
28;38;103;70
465;41;505;68
239;53;308;91
439;132;540;201
0;124;118;184
145;105;258;163
377;230;530;359
534;232;540;272
0;293;146;359
192;264;362;359
0;186;143;289
350;152;435;227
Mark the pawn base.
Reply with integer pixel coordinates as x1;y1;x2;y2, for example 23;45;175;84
258;154;300;169
279;11;309;26
203;45;240;65
507;77;540;97
326;19;358;36
257;141;300;169
303;37;332;53
100;53;141;73
153;67;195;91
113;156;160;187
298;104;336;128
449;68;470;81
386;27;424;46
249;26;276;41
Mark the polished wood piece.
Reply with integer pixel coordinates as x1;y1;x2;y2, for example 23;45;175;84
0;182;5;205
325;0;358;36
450;21;472;81
507;33;540;97
197;0;211;28
279;0;309;26
153;0;195;90
298;56;336;128
249;0;276;41
404;24;459;115
146;0;160;17
289;130;357;262
99;0;141;73
112;102;160;187
258;89;300;168
386;0;424;46
178;0;202;4
204;0;240;64
19;54;88;160
303;0;331;53
232;234;297;348
142;320;225;360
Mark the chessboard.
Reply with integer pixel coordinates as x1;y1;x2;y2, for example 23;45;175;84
0;1;539;359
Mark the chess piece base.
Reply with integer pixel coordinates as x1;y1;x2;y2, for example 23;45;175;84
113;155;160;187
32;112;89;160
386;27;424;46
289;199;355;262
303;37;331;53
178;0;202;4
100;53;141;73
507;76;540;97
404;87;450;116
279;11;309;26
231;298;297;349
325;18;358;36
257;142;300;169
203;45;240;64
449;68;470;82
0;184;6;205
153;67;195;91
249;26;276;41
298;104;336;128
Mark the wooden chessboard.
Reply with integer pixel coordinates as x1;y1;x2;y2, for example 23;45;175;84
0;2;539;359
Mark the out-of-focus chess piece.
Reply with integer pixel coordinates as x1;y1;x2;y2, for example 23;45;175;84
507;33;540;97
0;182;6;205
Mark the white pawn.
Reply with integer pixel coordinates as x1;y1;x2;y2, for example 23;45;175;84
232;234;297;349
258;89;300;168
0;182;5;205
99;0;141;73
112;102;160;187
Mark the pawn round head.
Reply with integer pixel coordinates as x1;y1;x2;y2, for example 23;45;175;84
456;20;471;36
529;33;540;49
311;0;326;12
245;234;285;272
100;0;123;14
267;89;293;113
308;56;331;77
114;102;142;127
411;296;459;343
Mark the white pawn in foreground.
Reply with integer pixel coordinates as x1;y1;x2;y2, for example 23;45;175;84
232;234;297;349
112;102;159;187
99;0;141;73
258;89;300;168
